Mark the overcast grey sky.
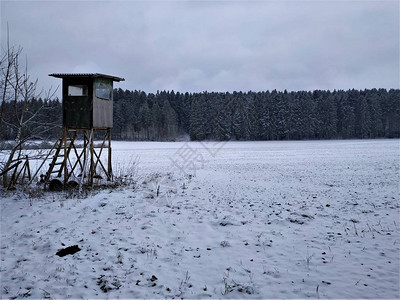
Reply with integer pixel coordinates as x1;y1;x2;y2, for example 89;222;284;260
1;0;399;95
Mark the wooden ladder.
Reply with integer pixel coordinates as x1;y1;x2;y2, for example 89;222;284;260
45;131;77;182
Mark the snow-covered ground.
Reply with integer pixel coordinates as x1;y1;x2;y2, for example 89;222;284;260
1;139;399;299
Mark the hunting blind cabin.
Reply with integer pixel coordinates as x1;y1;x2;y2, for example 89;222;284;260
44;73;124;190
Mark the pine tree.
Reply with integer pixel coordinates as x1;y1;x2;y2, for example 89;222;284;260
189;94;206;140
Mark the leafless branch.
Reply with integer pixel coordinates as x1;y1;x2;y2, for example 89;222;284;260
0;28;58;188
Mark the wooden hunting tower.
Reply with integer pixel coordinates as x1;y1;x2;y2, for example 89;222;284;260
44;73;124;190
50;73;124;128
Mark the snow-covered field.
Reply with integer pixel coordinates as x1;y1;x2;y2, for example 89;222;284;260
1;139;399;299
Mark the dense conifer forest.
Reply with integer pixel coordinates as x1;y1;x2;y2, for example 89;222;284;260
0;88;399;142
112;88;400;141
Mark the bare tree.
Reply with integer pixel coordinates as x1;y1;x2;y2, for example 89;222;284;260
0;32;59;188
0;32;21;132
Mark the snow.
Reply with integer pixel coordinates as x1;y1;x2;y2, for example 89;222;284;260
1;139;399;299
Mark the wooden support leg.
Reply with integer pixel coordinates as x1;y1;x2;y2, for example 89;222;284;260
63;127;68;186
108;129;112;181
89;129;94;186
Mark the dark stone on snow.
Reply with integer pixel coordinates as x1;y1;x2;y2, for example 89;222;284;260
49;179;63;191
56;245;81;257
66;180;79;189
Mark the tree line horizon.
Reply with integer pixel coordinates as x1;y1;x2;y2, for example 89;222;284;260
0;87;399;142
112;87;400;141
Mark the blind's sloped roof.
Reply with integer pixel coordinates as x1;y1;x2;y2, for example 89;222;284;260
49;73;125;82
